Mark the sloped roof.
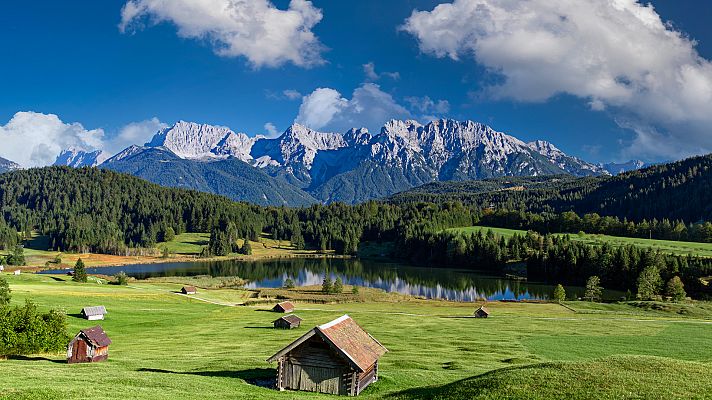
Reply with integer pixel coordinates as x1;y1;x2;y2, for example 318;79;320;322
267;315;387;372
80;326;112;347
81;306;107;316
182;286;197;292
274;301;295;311
475;306;490;315
275;314;302;324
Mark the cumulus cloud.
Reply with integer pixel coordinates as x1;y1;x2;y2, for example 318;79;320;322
0;112;166;167
119;0;325;68
363;62;400;81
107;117;167;154
0;112;105;167
295;83;410;133
402;0;712;160
263;122;280;137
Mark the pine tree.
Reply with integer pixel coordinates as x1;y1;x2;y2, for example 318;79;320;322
241;240;252;255
553;284;566;303
73;258;87;283
636;265;662;300
322;275;333;294
283;278;295;289
333;277;344;294
665;276;686;302
0;276;11;306
584;276;603;302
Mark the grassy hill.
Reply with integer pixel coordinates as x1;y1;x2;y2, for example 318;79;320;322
1;274;711;399
448;226;712;258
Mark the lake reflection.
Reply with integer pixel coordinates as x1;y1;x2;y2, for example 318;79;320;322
41;258;582;302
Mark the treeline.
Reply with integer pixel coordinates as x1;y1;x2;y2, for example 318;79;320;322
389;153;712;223
0;167;266;254
404;229;712;298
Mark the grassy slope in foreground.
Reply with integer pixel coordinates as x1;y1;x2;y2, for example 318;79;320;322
389;356;712;400
1;274;712;399
448;226;712;258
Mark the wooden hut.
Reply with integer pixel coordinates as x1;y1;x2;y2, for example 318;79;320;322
81;306;107;321
67;326;112;364
13;269;20;275
267;315;388;396
274;315;302;329
474;306;489;318
272;301;295;313
181;286;197;295
0;265;4;271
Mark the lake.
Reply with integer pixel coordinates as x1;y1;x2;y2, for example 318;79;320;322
41;257;592;302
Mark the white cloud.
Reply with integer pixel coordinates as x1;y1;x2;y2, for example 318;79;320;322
282;89;302;100
0;112;105;167
295;83;410;133
119;0;325;68
263;122;280;137
363;62;400;81
405;96;451;121
108;117;167;154
0;112;166;167
402;0;712;160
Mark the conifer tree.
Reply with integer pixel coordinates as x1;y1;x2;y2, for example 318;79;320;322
72;258;87;283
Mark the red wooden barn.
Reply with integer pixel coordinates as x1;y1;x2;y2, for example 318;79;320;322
67;326;112;364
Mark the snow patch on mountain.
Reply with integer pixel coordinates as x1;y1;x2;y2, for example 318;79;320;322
0;156;22;173
53;147;110;168
145;121;255;161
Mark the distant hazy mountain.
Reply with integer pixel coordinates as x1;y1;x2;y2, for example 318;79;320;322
0;156;22;173
54;147;110;168
62;118;610;205
600;160;648;175
101;146;316;207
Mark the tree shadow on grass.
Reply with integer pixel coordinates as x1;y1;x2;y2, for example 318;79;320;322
137;367;276;388
7;355;66;364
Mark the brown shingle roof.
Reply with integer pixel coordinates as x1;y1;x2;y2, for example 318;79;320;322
273;301;295;312
276;314;302;324
81;326;112;347
182;286;197;293
267;315;387;372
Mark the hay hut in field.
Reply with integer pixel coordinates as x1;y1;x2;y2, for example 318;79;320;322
181;286;197;295
13;269;20;275
0;265;4;271
67;326;112;364
267;315;387;396
274;314;302;329
474;305;489;318
81;306;107;321
272;301;295;313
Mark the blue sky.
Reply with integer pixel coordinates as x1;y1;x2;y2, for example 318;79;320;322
2;0;712;167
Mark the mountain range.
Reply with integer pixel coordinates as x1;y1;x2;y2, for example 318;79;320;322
9;118;649;205
0;157;22;173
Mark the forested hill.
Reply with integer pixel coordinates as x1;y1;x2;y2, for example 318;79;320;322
0;167;265;253
388;154;712;222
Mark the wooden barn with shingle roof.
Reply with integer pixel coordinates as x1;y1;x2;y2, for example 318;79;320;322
272;301;295;313
67;326;112;364
267;315;387;396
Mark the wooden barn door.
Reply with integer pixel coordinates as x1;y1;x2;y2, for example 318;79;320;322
290;364;343;395
70;340;88;363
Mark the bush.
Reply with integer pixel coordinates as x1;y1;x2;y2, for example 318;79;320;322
637;266;662;300
115;271;129;286
283;278;295;289
0;300;69;356
322;275;333;294
553;284;566;303
352;285;360;295
72;258;87;283
241;240;252;256
6;245;25;266
162;227;176;243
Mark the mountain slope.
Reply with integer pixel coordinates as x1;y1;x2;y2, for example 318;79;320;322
0;156;22;173
54;147;109;167
101;147;316;206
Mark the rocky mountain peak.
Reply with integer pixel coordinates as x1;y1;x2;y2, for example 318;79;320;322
53;147;109;168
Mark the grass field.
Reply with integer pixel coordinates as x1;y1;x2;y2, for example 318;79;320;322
448;226;712;258
2;232;330;269
1;273;712;399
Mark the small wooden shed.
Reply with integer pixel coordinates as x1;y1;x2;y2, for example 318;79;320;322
81;306;107;321
267;315;388;396
67;326;112;364
272;301;295;313
474;306;489;318
181;286;197;295
0;265;4;271
13;269;20;275
274;314;302;329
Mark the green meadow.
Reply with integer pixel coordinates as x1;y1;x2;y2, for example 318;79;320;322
448;226;712;258
1;274;712;399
